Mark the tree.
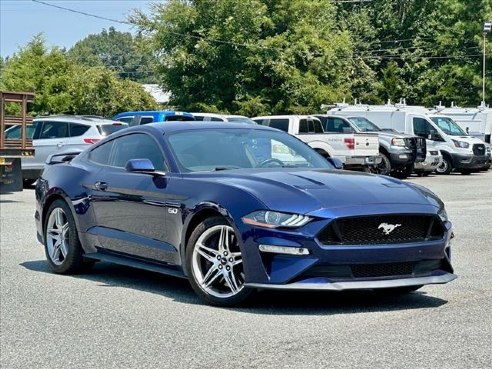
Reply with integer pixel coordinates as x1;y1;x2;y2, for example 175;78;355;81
0;35;156;116
68;27;158;83
132;0;355;114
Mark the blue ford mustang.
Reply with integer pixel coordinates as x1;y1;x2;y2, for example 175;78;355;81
34;122;456;306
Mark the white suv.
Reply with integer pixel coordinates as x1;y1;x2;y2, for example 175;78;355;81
4;115;128;185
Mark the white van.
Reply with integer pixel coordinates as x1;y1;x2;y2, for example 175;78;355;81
429;103;492;144
328;103;488;174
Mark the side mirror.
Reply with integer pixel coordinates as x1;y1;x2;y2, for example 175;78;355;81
125;158;156;173
327;157;344;169
428;132;443;141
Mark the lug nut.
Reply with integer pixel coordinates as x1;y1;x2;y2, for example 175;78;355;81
218;265;223;269
223;251;228;256
217;255;221;260
226;266;230;271
229;258;233;262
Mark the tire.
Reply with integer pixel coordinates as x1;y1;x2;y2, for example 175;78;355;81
186;216;254;306
376;153;391;176
44;199;94;274
436;156;452;175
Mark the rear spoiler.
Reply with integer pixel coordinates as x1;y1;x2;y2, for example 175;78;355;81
46;149;83;165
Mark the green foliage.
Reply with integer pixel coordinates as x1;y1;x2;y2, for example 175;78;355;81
0;35;156;117
132;0;354;114
68;27;158;83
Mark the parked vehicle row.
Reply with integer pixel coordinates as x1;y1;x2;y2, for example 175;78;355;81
6;104;490;186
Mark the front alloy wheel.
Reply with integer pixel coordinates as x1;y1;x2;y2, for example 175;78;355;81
187;217;253;306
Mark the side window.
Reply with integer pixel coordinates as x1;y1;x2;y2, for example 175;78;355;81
110;133;166;170
70;123;90;137
89;140;114;165
413;118;429;137
268;119;289;132
299;119;308;133
194;116;205;121
139;117;154;125
210;117;224;121
252;119;265;125
313;120;324;133
116;116;134;124
39;121;68;139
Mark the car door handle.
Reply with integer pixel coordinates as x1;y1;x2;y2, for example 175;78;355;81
57;142;65;148
94;181;108;191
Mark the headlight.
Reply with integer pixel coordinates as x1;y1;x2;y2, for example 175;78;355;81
438;207;448;223
391;138;406;147
242;210;312;228
451;139;469;149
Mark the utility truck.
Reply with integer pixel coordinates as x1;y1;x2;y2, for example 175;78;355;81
0;91;35;192
252;115;380;171
328;102;487;175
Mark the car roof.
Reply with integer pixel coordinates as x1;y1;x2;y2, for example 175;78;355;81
114;111;193;116
113;121;277;135
34;115;125;126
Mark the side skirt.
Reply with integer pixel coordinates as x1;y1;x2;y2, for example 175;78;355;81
84;249;187;279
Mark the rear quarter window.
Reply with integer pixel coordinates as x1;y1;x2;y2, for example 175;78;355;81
70;123;90;137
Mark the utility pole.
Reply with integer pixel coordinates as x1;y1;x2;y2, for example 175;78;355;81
483;22;491;104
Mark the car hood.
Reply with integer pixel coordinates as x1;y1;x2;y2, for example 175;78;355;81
199;169;441;215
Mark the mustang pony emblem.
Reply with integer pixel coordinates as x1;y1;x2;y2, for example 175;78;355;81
378;223;402;235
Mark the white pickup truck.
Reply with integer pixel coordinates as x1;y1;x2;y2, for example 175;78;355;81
252;115;381;170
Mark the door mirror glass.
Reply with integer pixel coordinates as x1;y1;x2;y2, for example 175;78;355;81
327;157;344;169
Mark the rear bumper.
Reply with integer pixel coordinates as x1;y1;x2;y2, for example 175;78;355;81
246;272;457;291
344;155;382;167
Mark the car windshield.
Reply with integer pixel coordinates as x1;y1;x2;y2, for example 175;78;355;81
97;123;128;137
167;128;332;172
4;123;37;139
347;117;381;132
431;117;467;136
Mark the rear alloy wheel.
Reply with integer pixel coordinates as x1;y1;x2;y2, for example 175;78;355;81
187;217;253;306
436;156;452;175
44;199;94;274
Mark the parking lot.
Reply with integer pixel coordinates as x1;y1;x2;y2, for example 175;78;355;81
1;171;491;368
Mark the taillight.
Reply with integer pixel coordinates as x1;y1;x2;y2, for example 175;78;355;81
344;138;355;150
83;138;100;144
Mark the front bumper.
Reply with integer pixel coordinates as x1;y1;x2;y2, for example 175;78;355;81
246;273;456;291
414;151;442;172
450;153;488;170
239;206;455;290
389;150;414;167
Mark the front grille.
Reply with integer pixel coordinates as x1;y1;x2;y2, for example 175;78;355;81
318;214;444;245
404;138;417;161
473;144;486;156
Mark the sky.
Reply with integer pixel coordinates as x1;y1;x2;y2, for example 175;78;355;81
0;0;158;58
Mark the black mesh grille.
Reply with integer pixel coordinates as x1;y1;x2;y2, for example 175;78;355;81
318;215;444;245
473;144;485;156
351;262;415;278
415;137;427;162
404;138;417;161
293;260;446;281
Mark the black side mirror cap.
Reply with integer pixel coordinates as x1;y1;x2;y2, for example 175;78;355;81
327;157;344;169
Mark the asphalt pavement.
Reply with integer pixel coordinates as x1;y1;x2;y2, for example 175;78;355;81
1;171;491;368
